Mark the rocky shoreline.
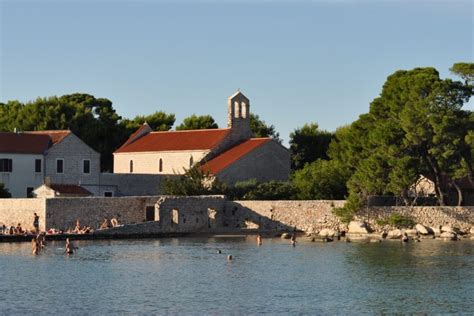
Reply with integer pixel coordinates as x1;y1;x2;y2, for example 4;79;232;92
304;221;474;243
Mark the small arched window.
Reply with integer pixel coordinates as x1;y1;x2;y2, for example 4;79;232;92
159;159;163;172
129;160;133;173
241;102;247;118
189;156;194;167
234;101;240;118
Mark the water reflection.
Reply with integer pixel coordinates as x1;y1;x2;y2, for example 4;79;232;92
0;238;472;314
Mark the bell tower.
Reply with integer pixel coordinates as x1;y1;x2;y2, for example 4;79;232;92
227;90;252;139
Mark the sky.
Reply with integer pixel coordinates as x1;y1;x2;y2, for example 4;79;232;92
1;0;472;145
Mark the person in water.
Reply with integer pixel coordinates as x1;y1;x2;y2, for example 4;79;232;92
64;238;77;255
31;238;39;255
257;234;263;246
99;218;111;230
290;233;297;247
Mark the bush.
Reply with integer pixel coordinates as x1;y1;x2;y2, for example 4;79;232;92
162;166;227;196
376;213;415;228
227;180;296;200
0;184;11;198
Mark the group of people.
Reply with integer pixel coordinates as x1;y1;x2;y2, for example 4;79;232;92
99;216;120;230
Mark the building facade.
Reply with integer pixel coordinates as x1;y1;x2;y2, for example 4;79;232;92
113;91;291;185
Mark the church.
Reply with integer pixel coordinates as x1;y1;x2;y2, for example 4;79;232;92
113;91;290;185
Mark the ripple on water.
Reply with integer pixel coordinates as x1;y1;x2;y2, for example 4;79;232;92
0;238;473;314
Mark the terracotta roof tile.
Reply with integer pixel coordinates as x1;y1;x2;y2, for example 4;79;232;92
202;138;271;174
0;132;51;154
48;184;92;196
27;130;71;145
115;128;231;153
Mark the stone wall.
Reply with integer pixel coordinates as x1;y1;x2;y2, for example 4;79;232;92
96;173;172;197
0;198;46;231
224;200;345;232
155;195;227;233
45;196;162;230
357;206;474;232
45;133;100;187
216;141;291;186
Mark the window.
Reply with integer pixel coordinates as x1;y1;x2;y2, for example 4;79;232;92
145;206;155;221
56;159;64;173
0;159;13;172
129;160;134;173
27;187;34;198
104;192;113;197
159;159;163;172
83;160;91;174
35;159;42;173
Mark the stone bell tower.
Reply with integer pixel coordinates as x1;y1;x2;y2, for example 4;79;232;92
227;90;253;140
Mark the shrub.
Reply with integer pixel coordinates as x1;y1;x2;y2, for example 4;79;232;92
376;213;415;228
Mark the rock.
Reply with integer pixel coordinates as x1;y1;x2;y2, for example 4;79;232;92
430;227;441;237
441;225;454;233
387;229;402;239
405;229;418;237
319;228;336;238
470;227;474;235
281;233;291;239
440;231;457;240
415;224;433;235
348;221;369;234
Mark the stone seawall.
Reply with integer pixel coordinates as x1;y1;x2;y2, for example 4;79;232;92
0;198;46;231
224;200;345;233
45;196;162;230
1;196;473;235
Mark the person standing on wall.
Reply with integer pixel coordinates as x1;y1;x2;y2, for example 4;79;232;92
33;213;40;234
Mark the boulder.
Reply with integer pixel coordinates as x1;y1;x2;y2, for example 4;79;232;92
281;233;291;239
405;229;418;237
470;227;474;235
430;226;441;236
415;224;433;235
387;229;402;239
441;225;452;233
319;228;336;238
440;231;457;240
348;221;369;234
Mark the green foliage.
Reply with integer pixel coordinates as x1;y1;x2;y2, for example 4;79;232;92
332;194;362;223
162;166;226;196
226;179;296;200
289;123;333;170
0;184;11;198
0;94;175;171
292;159;349;200
376;213;415;228
176;114;218;130
450;62;474;84
250;114;282;143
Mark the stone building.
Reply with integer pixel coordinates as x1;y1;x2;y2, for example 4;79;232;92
113;91;290;185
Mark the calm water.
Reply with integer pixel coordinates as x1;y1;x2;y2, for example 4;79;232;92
0;237;473;315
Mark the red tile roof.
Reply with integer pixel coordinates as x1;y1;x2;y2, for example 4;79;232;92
0;132;51;154
202;138;271;174
115;128;231;153
27;130;71;145
48;184;92;196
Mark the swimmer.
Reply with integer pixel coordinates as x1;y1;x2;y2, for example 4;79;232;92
31;238;39;255
217;249;222;254
290;233;297;247
64;238;77;255
257;234;262;246
227;255;233;261
402;232;409;243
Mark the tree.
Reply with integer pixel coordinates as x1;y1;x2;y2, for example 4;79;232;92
176;114;218;130
250;114;282;143
162;166;226;196
0;184;11;198
292;159;350;200
240;181;296;200
289;123;333;170
331;65;473;221
450;62;474;85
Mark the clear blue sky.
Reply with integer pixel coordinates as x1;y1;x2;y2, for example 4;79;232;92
1;0;472;145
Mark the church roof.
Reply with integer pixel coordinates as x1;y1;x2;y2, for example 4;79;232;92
202;138;272;174
115;128;231;153
0;132;51;154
